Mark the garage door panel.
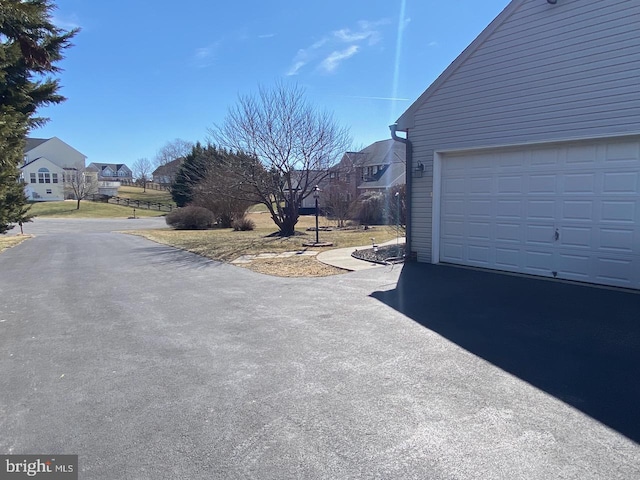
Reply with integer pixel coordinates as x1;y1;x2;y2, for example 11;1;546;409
439;138;640;289
495;248;521;269
599;228;635;253
496;199;523;218
496;223;522;243
601;201;636;223
524;250;554;274
595;257;635;286
468;221;491;240
527;200;555;220
441;243;464;263
602;171;638;193
566;145;598;164
526;225;555;246
468;245;491;265
470;177;492;194
605;141;640;163
559;227;592;249
557;253;591;280
530;148;558;167
443;177;466;195
442;220;464;238
528;174;556;193
469;200;492;217
563;173;596;193
561;200;594;221
497;176;522;193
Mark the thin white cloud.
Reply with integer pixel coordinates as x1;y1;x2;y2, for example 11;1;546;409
192;42;221;68
340;95;411;101
258;33;276;39
52;14;81;30
320;46;359;73
286;18;389;76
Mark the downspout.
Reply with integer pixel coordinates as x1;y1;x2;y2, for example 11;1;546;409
389;123;413;260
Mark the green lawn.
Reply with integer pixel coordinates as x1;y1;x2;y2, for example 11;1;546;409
117;186;174;206
28;200;166;218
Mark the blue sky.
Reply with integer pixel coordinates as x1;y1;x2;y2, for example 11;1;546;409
36;0;511;165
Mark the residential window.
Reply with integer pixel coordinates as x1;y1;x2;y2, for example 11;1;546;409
38;168;51;184
30;173;36;184
52;173;58;183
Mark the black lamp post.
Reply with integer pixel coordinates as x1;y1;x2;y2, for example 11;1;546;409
313;185;320;244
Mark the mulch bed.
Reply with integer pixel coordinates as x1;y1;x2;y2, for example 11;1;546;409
352;244;405;264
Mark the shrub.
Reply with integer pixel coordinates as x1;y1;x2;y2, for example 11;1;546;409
232;216;255;231
353;192;385;225
165;206;216;230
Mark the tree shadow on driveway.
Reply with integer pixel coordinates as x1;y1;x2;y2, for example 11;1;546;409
371;263;640;443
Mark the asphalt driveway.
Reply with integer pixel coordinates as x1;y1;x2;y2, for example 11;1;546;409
0;219;638;479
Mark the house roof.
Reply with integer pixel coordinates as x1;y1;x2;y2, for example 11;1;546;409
152;157;184;176
395;0;523;130
86;162;131;173
24;138;49;151
337;139;405;169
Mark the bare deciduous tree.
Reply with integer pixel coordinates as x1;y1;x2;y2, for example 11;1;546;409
64;168;98;210
209;82;351;236
132;157;152;192
154;138;194;167
192;162;256;228
323;180;354;228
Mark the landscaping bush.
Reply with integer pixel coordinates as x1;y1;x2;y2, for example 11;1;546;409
165;206;216;230
232;216;255;231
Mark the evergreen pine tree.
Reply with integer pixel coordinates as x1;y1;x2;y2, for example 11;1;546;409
0;0;77;233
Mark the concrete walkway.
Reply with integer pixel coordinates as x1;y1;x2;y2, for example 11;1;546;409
317;237;405;271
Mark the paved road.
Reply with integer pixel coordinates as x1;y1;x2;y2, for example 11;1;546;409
0;219;638;479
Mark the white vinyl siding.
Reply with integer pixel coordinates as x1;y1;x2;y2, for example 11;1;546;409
414;0;640;149
404;0;640;262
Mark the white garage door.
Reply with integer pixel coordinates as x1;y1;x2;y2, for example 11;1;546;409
440;138;640;289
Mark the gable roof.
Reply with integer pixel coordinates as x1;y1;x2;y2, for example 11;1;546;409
86;162;132;173
19;156;64;171
337;139;405;169
24;138;49;151
396;0;523;130
152;157;184;176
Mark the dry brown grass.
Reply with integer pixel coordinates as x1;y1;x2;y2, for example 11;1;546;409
129;212;399;277
0;235;31;253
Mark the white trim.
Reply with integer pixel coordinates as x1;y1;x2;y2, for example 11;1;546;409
432;152;443;264
432;131;640;156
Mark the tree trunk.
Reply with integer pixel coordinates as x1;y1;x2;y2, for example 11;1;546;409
76;198;81;210
278;214;298;236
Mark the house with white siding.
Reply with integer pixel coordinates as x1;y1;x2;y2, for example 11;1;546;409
21;137;87;201
393;0;640;290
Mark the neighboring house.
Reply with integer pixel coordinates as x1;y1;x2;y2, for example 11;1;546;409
22;157;65;201
152;158;184;186
332;139;406;199
393;0;640;290
86;163;133;184
20;137;87;201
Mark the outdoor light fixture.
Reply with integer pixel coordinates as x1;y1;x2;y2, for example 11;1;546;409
313;185;321;244
414;162;424;178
